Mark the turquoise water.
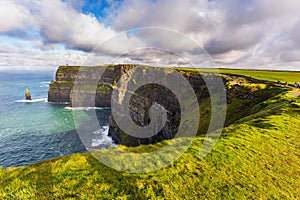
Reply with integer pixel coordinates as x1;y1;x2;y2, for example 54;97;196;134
0;72;114;168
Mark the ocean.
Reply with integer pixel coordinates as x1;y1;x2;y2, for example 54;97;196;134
0;71;114;168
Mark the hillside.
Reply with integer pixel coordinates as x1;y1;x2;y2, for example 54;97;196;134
0;70;299;199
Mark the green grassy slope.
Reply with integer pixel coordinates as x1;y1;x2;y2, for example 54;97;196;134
0;88;299;199
218;69;300;84
179;68;300;84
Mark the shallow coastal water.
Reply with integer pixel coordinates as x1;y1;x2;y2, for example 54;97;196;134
0;72;114;168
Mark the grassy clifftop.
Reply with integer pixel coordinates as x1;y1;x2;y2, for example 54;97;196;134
179;67;300;84
1;83;299;199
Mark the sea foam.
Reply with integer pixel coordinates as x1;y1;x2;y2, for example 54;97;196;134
15;98;48;103
64;107;110;111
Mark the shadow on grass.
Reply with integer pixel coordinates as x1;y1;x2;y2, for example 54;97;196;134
248;119;276;129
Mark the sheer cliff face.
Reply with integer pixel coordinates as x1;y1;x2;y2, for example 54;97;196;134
48;65;137;106
48;66;79;103
48;65;114;106
108;67;223;146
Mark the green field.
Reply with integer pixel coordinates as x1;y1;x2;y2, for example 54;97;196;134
0;70;300;199
179;68;300;84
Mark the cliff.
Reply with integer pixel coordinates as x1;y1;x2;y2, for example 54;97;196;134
48;65;283;146
48;65;136;107
108;66;229;146
48;66;78;103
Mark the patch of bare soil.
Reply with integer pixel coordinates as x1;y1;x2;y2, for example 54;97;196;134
292;91;300;97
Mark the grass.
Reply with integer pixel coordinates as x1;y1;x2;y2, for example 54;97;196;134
49;81;73;88
218;68;300;84
0;84;299;199
179;67;300;84
1;67;300;199
57;65;114;71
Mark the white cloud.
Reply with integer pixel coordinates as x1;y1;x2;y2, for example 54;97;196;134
34;0;145;56
0;0;32;33
35;0;114;50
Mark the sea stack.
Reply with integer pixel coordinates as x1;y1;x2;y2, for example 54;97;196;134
25;88;32;100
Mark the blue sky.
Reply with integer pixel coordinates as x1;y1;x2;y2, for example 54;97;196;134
0;0;300;71
82;0;111;19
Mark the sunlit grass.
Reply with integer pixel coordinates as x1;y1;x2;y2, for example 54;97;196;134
179;67;300;84
0;87;299;199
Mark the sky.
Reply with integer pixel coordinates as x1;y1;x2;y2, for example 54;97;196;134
0;0;300;71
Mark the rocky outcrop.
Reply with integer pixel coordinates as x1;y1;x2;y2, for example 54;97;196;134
25;88;32;100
